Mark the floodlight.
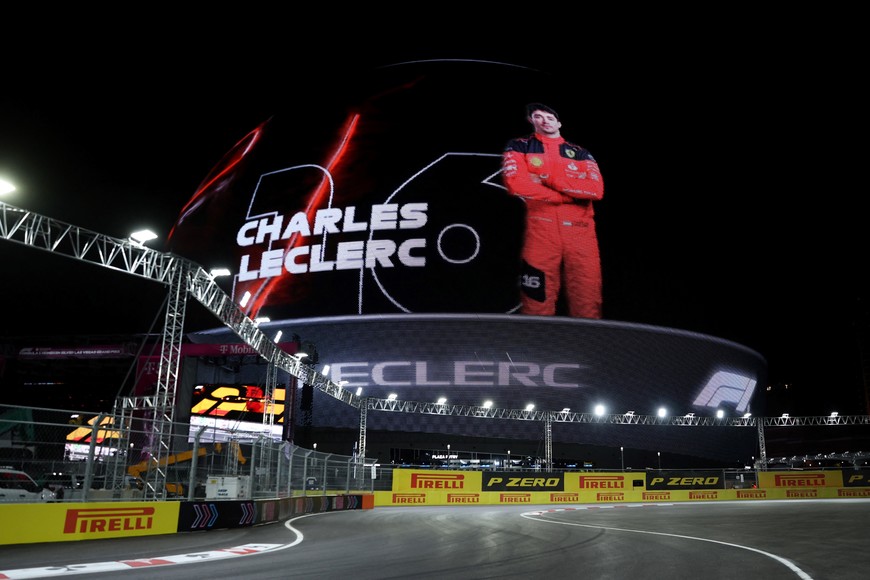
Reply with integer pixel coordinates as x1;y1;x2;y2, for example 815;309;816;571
130;229;158;244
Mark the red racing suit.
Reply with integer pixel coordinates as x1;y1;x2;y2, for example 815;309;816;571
502;133;604;318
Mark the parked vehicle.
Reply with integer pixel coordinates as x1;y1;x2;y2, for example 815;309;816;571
37;472;88;501
0;466;56;502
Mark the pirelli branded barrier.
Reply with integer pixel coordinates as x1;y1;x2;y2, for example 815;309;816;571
0;494;374;546
372;469;870;506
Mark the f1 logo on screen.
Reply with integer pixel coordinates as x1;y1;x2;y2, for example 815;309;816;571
692;370;757;413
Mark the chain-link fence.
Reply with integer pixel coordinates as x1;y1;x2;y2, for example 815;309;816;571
6;403;868;503
0;404;375;502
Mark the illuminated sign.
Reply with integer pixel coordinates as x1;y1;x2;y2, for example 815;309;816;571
190;384;285;419
786;489;818;498
499;493;532;503
841;469;870;487
236;200;430;279
578;475;624;489
838;489;870;498
331;360;582;388
447;494;480;504
646;473;724;490
410;473;465;489
483;473;564;491
64;507;154;534
392;493;427;504
774;474;826;487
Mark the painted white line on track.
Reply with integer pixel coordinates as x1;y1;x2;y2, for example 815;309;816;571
520;506;813;580
0;512;325;579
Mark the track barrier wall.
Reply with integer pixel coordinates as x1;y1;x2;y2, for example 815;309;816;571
372;468;870;506
0;494;374;546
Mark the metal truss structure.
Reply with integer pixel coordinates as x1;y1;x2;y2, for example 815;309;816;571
2;200;868;488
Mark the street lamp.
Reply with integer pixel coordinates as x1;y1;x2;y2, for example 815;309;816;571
507;449;511;471
446;444;451;470
657;451;662;470
620;446;624;471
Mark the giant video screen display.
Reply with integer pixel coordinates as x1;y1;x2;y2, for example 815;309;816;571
188;314;764;463
167;59;766;463
167;59;607;320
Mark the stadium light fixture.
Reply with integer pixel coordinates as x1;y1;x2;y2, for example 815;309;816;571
130;229;158;245
355;387;363;397
716;409;725;419
210;268;231;277
483;400;493;409
0;178;16;195
437;397;447;405
321;364;330;377
525;404;535;412
240;291;252;307
657;407;667;418
254;317;270;325
594;404;605;416
387;393;397;401
273;330;282;342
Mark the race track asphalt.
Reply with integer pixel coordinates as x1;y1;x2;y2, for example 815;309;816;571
1;499;868;579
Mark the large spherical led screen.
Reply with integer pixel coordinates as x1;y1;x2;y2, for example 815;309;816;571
167;59;598;320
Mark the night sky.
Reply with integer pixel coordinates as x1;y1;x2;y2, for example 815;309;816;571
1;19;866;417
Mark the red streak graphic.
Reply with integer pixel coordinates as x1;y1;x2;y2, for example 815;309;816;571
168;121;268;242
246;113;361;317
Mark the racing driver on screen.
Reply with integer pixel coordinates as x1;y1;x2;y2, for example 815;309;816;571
502;102;604;319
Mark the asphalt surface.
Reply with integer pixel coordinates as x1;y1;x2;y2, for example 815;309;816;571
1;500;869;579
